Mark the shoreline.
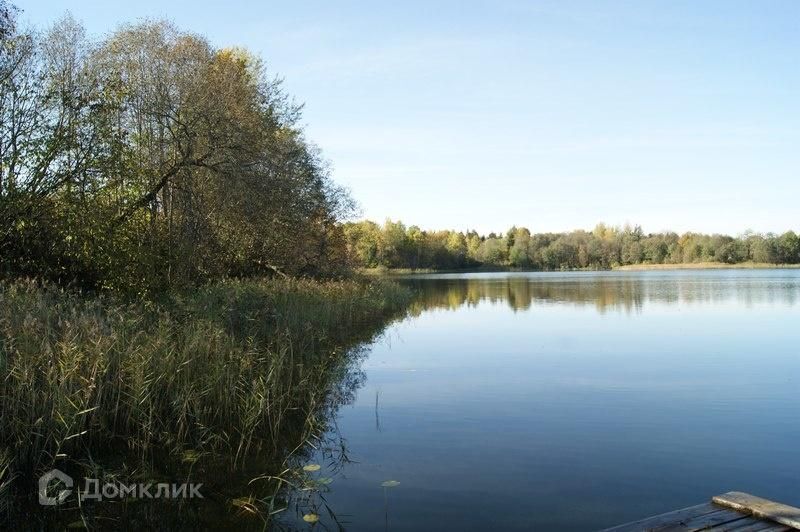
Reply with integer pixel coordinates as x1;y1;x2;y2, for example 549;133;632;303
613;262;800;271
360;262;800;275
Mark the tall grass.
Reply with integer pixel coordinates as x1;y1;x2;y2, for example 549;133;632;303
0;277;410;523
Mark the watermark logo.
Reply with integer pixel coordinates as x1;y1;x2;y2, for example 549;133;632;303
37;470;202;506
39;469;73;506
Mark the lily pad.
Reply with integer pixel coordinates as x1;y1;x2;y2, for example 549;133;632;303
231;496;259;515
302;513;319;523
302;464;321;472
381;480;400;488
317;477;333;485
231;496;254;508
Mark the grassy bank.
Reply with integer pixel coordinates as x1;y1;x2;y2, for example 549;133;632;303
0;277;410;525
613;262;800;271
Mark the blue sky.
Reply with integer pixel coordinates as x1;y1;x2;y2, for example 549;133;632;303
17;1;800;234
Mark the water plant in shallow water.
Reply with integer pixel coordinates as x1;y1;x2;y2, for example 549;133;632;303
0;277;411;528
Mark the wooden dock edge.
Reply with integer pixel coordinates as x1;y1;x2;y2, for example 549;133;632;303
712;491;800;530
600;492;800;531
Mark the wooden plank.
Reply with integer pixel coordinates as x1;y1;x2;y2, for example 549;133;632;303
720;523;792;532
600;503;724;532
705;516;788;531
713;492;800;530
653;509;752;531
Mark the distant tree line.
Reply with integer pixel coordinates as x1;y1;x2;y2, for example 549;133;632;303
1;4;351;294
344;220;800;270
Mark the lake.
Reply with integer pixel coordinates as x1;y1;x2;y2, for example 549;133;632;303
290;270;800;531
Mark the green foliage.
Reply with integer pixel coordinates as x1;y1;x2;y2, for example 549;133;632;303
0;14;352;294
345;220;800;271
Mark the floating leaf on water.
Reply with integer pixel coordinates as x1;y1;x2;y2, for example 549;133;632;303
381;480;400;488
317;477;333;485
302;513;319;523
66;522;87;529
231;496;254;508
231;496;259;516
302;464;321;472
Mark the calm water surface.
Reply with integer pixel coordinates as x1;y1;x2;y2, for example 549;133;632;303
295;270;800;531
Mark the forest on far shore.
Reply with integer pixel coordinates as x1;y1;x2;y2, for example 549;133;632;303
344;220;800;271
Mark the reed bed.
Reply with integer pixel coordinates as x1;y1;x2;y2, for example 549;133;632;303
0;277;410;521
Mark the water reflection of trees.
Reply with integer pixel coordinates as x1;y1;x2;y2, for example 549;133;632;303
402;276;800;314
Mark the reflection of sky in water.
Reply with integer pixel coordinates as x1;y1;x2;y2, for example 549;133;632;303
296;270;800;531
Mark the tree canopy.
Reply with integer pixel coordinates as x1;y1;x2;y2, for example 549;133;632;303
1;9;351;293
